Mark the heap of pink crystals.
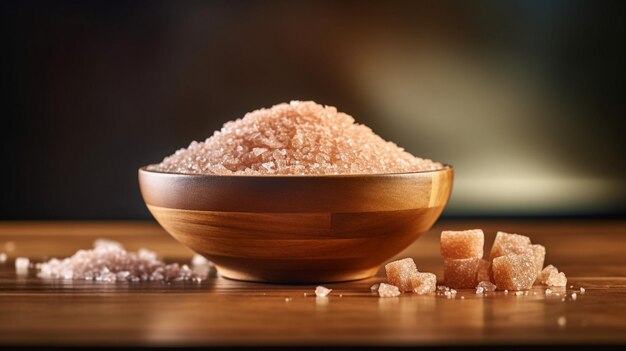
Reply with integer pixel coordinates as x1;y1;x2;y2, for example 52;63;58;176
148;101;443;175
37;240;209;282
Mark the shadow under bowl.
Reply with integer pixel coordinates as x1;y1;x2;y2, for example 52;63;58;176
138;166;453;283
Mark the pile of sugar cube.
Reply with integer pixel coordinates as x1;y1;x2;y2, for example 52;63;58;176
376;229;568;297
441;229;567;291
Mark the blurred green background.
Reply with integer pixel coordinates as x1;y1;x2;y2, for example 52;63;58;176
1;0;624;219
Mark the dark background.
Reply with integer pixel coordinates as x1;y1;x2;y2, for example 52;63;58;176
1;0;624;220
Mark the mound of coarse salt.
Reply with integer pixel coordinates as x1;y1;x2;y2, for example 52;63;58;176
148;101;444;175
37;240;210;282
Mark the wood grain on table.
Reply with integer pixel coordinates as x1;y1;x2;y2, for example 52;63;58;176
0;220;624;347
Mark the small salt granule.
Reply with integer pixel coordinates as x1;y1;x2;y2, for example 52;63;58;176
370;283;380;292
443;257;483;289
514;291;524;296
558;316;567;328
385;258;419;292
378;283;401;297
492;253;535;291
15;257;29;275
539;265;558;283
440;229;484;259
191;254;211;266
475;287;485;294
571;292;577;301
315;286;332;297
580;287;585;294
93;239;124;250
476;281;497;292
15;257;29;269
410;272;437;295
0;253;7;263
489;231;532;260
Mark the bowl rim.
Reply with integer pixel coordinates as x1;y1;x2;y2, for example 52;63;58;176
138;164;453;179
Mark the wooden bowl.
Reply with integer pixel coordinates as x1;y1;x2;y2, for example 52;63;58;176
138;166;453;283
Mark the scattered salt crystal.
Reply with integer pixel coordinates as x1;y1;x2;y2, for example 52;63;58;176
514;291;524;296
0;253;6;263
339;294;343;298
476;281;497;292
492;253;535;291
370;283;380;292
558;316;567;328
147;101;444;175
93;239;123;250
191;254;212;267
285;297;292;302
569;285;574;288
460;296;465;300
36;239;203;282
385;258;419;292
443;289;458;299
440;229;484;259
15;257;29;274
475;287;485;294
504;289;508;294
580;287;585;294
561;297;565;302
378;283;401;297
410;272;437;295
571;292;577;301
545;288;553;295
315;286;332;297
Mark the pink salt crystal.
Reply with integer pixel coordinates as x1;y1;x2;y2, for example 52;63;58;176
0;253;6;263
370;283;380;292
489;231;532;261
36;239;202;282
440;229;484;259
476;281;497;292
492;253;536;291
315;286;332;297
410;272;437;295
15;257;29;273
385;258;419;292
443;258;482;289
147;101;444;175
378;283;401;297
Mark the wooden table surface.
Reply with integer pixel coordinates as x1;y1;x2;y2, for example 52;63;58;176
0;219;624;347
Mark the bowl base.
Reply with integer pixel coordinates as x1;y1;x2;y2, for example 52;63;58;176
215;265;379;284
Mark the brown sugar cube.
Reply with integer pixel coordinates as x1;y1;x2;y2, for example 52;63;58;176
540;265;567;287
489;231;532;260
440;229;484;259
492;253;536;291
530;244;546;283
410;272;437;295
385;258;419;292
443;258;482;289
476;259;492;283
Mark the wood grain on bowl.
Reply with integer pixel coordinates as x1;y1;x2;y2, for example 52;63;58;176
139;167;453;283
